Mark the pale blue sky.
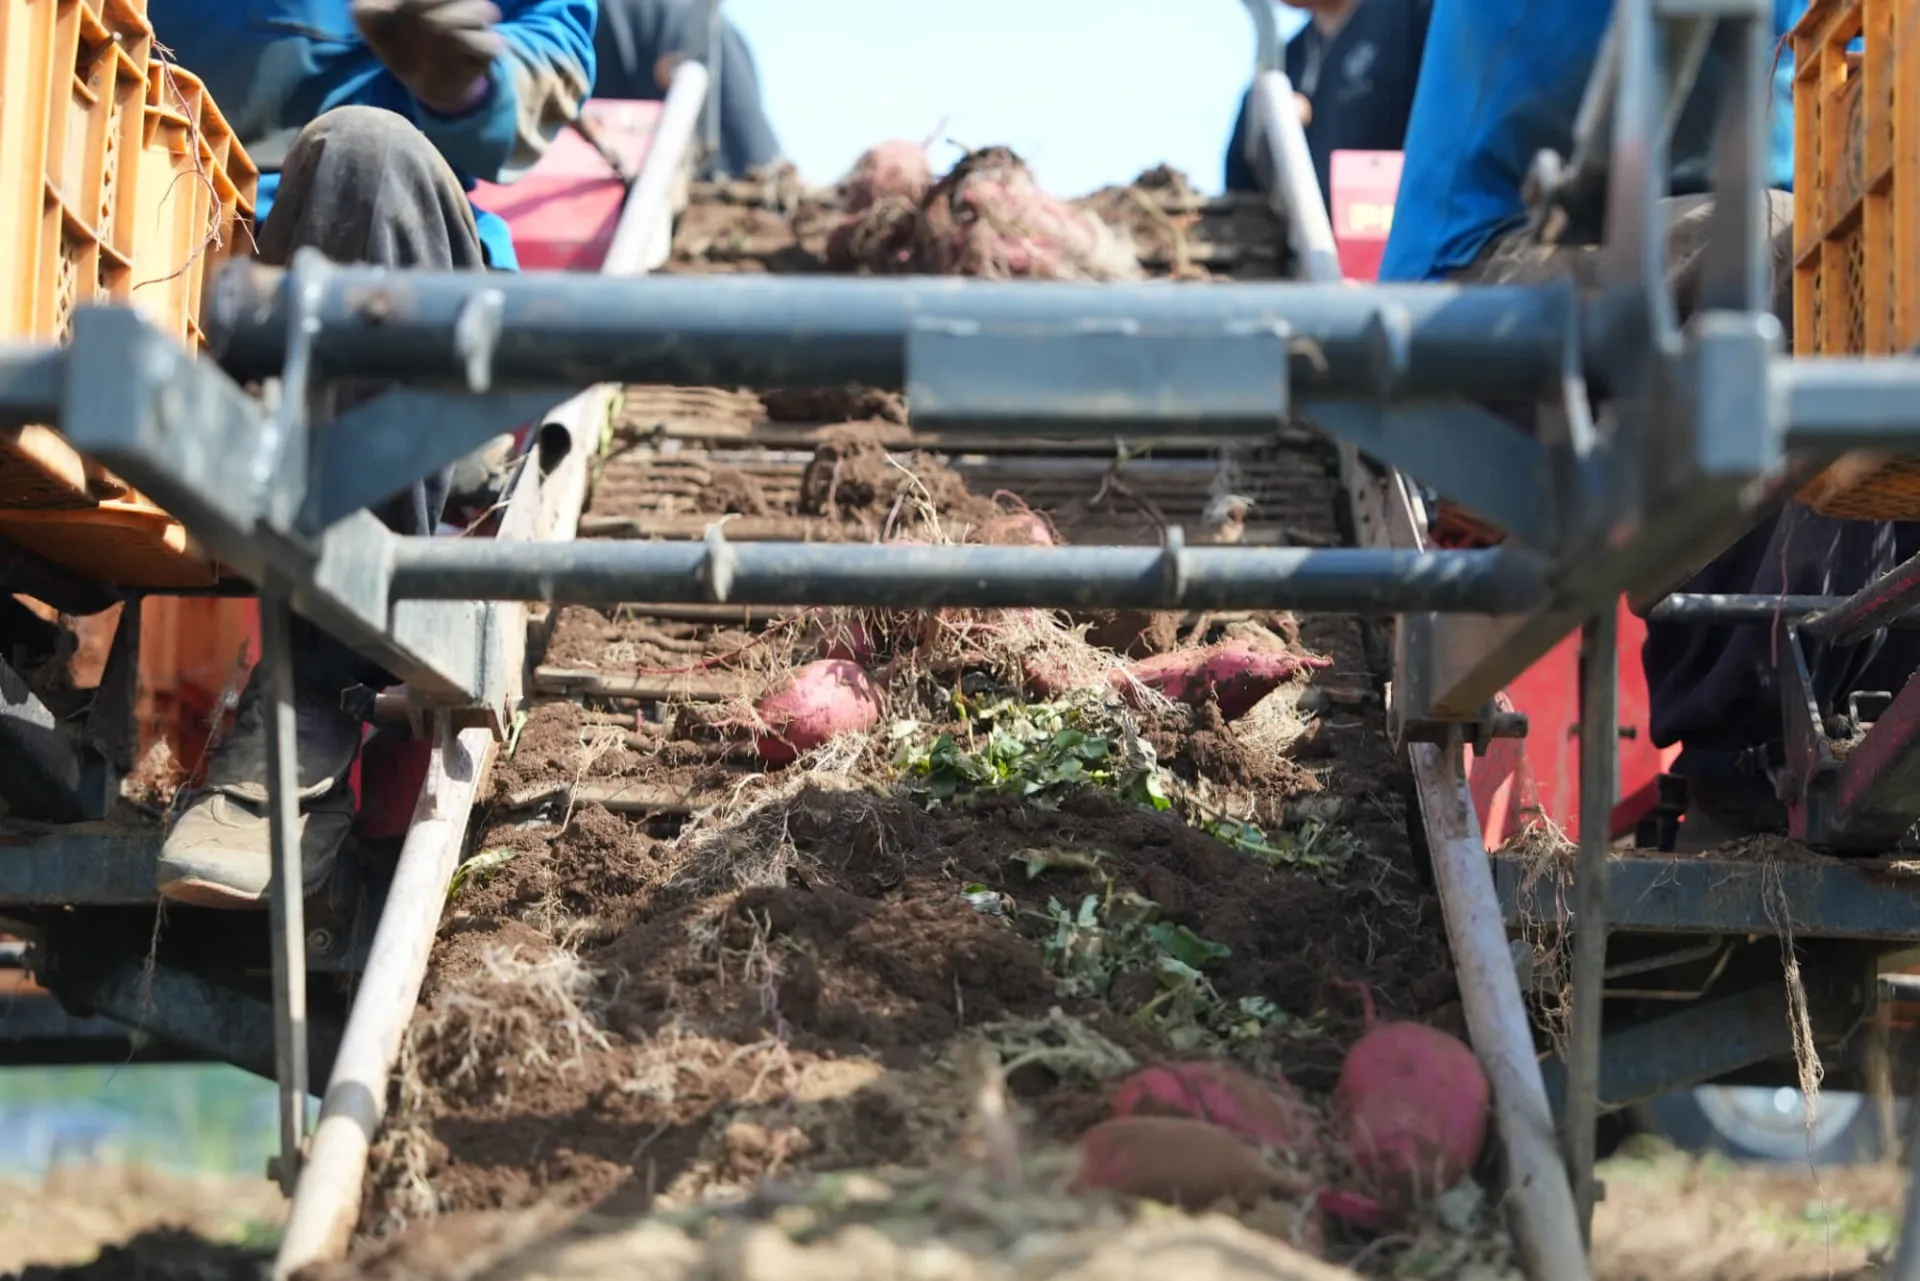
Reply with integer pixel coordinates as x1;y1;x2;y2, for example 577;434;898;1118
725;0;1310;198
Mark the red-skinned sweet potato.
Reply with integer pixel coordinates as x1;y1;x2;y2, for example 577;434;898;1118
1331;980;1490;1202
1121;643;1331;721
1025;642;1330;721
841;140;932;213
1110;1061;1320;1157
753;660;884;766
1073;1116;1286;1210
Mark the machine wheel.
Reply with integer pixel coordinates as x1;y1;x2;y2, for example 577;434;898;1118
1634;1086;1900;1165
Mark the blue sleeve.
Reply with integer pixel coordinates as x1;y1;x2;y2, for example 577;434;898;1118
416;0;597;184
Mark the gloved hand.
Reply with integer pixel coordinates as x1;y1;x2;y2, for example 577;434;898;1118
352;0;505;114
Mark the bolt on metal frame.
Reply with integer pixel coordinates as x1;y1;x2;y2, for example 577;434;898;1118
0;0;1917;1267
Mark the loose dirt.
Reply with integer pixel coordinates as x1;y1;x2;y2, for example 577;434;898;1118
0;1164;281;1277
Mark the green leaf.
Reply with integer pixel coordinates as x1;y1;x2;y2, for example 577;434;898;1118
447;847;518;902
1146;921;1231;970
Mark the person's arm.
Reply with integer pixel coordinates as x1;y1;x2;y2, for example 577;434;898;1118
425;0;596;182
355;0;597;183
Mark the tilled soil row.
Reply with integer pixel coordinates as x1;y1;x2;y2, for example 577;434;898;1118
327;169;1472;1280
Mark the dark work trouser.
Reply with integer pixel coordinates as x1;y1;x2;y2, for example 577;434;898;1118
1451;193;1920;792
253;105;489;704
592;0;784;177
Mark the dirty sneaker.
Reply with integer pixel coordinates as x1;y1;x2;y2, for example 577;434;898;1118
157;676;365;910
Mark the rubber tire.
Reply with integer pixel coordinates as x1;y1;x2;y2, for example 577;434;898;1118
1633;1086;1899;1165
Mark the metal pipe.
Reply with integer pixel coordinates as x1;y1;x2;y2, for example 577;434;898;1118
700;0;723;176
1414;743;1594;1281
385;538;1548;614
1804;550;1920;647
1780;357;1920;450
261;591;310;1195
604;60;710;274
1648;591;1920;632
1568;608;1618;1241
1250;71;1342;282
271;726;492;1277
1240;0;1283;76
205;259;1578;403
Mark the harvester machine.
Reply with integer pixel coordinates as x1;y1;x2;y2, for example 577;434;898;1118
7;0;1920;1277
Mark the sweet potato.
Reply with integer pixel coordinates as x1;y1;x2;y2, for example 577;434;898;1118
814;616;875;664
923;147;1143;283
971;511;1056;547
1332;981;1489;1201
1073;1117;1285;1210
753;660;884;766
1110;1062;1320;1157
1120;642;1330;721
841;140;932;213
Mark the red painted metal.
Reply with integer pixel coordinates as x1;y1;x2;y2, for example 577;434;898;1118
1326;150;1680;848
469;99;664;272
1327;150;1402;283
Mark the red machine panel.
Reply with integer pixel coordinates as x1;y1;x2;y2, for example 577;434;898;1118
470;99;664;272
1326;151;1678;848
1328;151;1402;283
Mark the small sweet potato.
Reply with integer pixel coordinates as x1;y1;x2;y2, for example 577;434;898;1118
1110;1061;1320;1157
1332;981;1490;1201
971;511;1056;547
841;140;932;213
1073;1117;1285;1210
753;659;884;766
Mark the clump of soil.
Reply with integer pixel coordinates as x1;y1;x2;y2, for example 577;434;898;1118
796;429;1000;534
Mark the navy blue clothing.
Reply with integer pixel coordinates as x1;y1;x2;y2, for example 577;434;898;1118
1379;0;1803;282
592;0;783;176
147;0;597;270
1225;0;1430;201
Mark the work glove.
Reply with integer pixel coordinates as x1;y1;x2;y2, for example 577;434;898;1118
352;0;505;115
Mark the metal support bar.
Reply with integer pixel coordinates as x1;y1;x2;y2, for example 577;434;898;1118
204;256;1581;405
1820;667;1920;850
1804;551;1920;647
1567;610;1617;1241
1240;0;1283;75
36;944;341;1085
1494;853;1920;940
1649;592;1920;630
1538;983;1800;1114
606;59;710;275
1782;357;1920;448
261;591;310;1195
385;535;1548;614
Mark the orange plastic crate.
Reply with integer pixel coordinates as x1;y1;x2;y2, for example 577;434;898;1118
0;0;256;588
1791;0;1920;519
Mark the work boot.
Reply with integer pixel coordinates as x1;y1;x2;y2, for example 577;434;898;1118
156;677;364;910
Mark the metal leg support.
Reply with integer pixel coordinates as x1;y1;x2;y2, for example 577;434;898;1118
1567;609;1617;1242
261;588;311;1193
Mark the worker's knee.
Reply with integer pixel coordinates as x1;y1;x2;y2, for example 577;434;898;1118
284;105;439;171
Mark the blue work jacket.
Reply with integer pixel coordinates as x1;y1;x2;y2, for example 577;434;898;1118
147;0;597;270
1380;0;1806;283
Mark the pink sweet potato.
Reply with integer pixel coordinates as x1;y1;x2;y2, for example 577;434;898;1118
1331;981;1489;1201
1073;1116;1286;1210
1120;642;1331;721
971;511;1056;547
1025;642;1327;716
753;659;884;766
841;140;932;213
1110;1061;1320;1157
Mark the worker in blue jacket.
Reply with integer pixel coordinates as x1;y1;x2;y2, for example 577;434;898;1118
1379;0;1920;845
592;0;785;178
145;0;596;909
